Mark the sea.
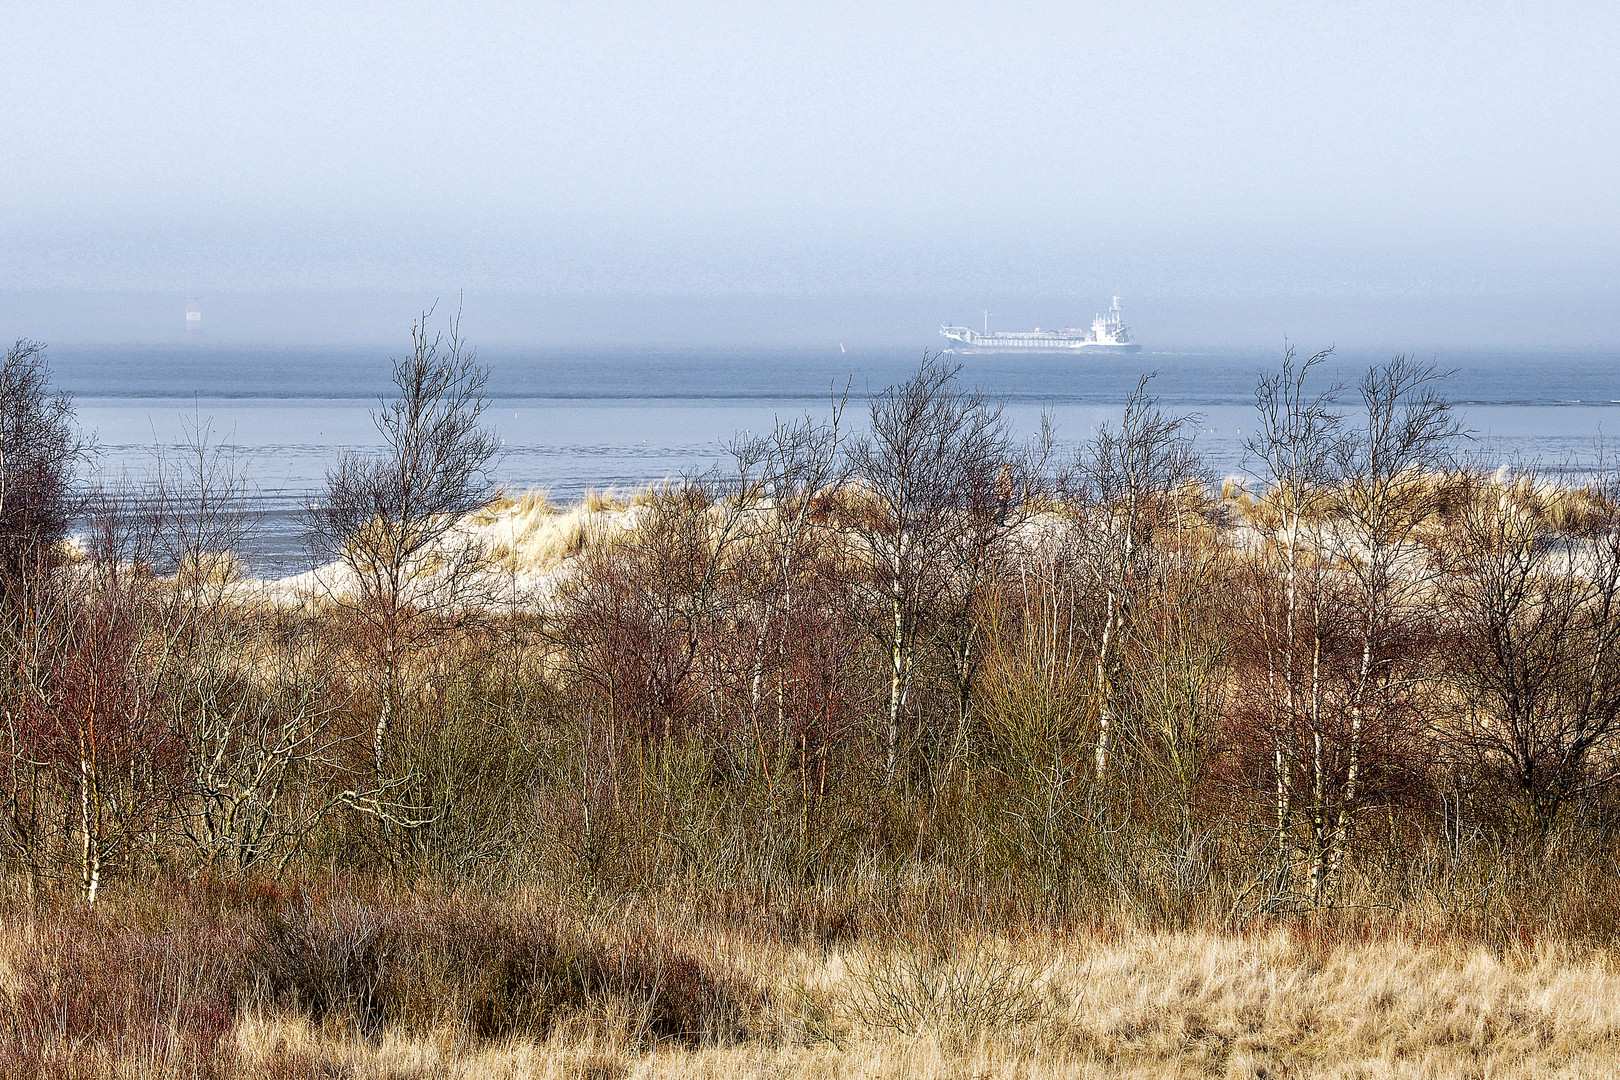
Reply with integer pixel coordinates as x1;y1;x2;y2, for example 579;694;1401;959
50;343;1620;574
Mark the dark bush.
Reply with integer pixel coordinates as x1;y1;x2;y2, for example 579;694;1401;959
248;894;764;1046
0;339;82;602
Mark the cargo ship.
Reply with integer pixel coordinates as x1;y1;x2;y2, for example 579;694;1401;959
940;296;1141;353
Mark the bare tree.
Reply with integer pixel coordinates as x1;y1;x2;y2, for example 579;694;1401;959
1242;345;1348;896
150;414;260;605
1130;518;1229;825
0;339;85;884
0;368;216;902
301;306;501;829
932;413;1052;789
847;355;1012;787
976;533;1093;896
725;393;850;841
21;480;190;903
1068;375;1204;780
548;472;767;883
179;607;343;873
137;423;347;873
1236;351;1462;901
557;478;755;747
1316;356;1461;894
1440;467;1620;838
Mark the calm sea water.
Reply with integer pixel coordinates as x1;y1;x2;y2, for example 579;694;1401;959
52;343;1620;572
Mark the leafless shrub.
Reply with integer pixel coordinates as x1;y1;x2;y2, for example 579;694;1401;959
178;611;347;874
1437;465;1620;838
846;934;1040;1043
1065;373;1206;781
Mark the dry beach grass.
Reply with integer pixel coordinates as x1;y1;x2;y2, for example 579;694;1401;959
6;882;1620;1078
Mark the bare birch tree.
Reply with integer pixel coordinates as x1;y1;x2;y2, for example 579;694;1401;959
933;414;1052;789
847;355;1011;787
0;339;85;884
1069;375;1204;781
1244;345;1348;897
1316;356;1460;895
301;306;500;835
726;392;849;843
36;480;190;903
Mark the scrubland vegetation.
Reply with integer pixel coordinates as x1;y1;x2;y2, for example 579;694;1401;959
4;325;1620;1077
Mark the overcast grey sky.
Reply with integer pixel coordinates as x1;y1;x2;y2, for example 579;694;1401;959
4;1;1618;345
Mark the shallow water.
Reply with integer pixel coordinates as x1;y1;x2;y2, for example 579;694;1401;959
55;342;1620;572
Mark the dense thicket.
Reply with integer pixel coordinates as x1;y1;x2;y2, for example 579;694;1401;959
4;340;1620;942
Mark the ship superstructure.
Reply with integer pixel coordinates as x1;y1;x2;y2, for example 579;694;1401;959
940;296;1141;353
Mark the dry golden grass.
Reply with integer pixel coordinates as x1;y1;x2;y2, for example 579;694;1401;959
176;548;246;587
582;487;628;514
472;488;558;525
242;472;1620;608
474;490;647;575
212;925;1620;1078
286;469;1620;604
1479;470;1616;537
11;896;1616;1080
1221;468;1618;541
261;488;655;603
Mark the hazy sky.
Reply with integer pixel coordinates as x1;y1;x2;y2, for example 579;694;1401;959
4;1;1618;344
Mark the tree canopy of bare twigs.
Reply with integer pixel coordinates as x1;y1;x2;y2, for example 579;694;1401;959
1066;374;1206;781
1439;468;1620;837
300;306;501;838
0;339;84;606
846;355;1019;787
16;322;1620;928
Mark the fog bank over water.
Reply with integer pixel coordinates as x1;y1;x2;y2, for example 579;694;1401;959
5;4;1617;352
7;289;1620;352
